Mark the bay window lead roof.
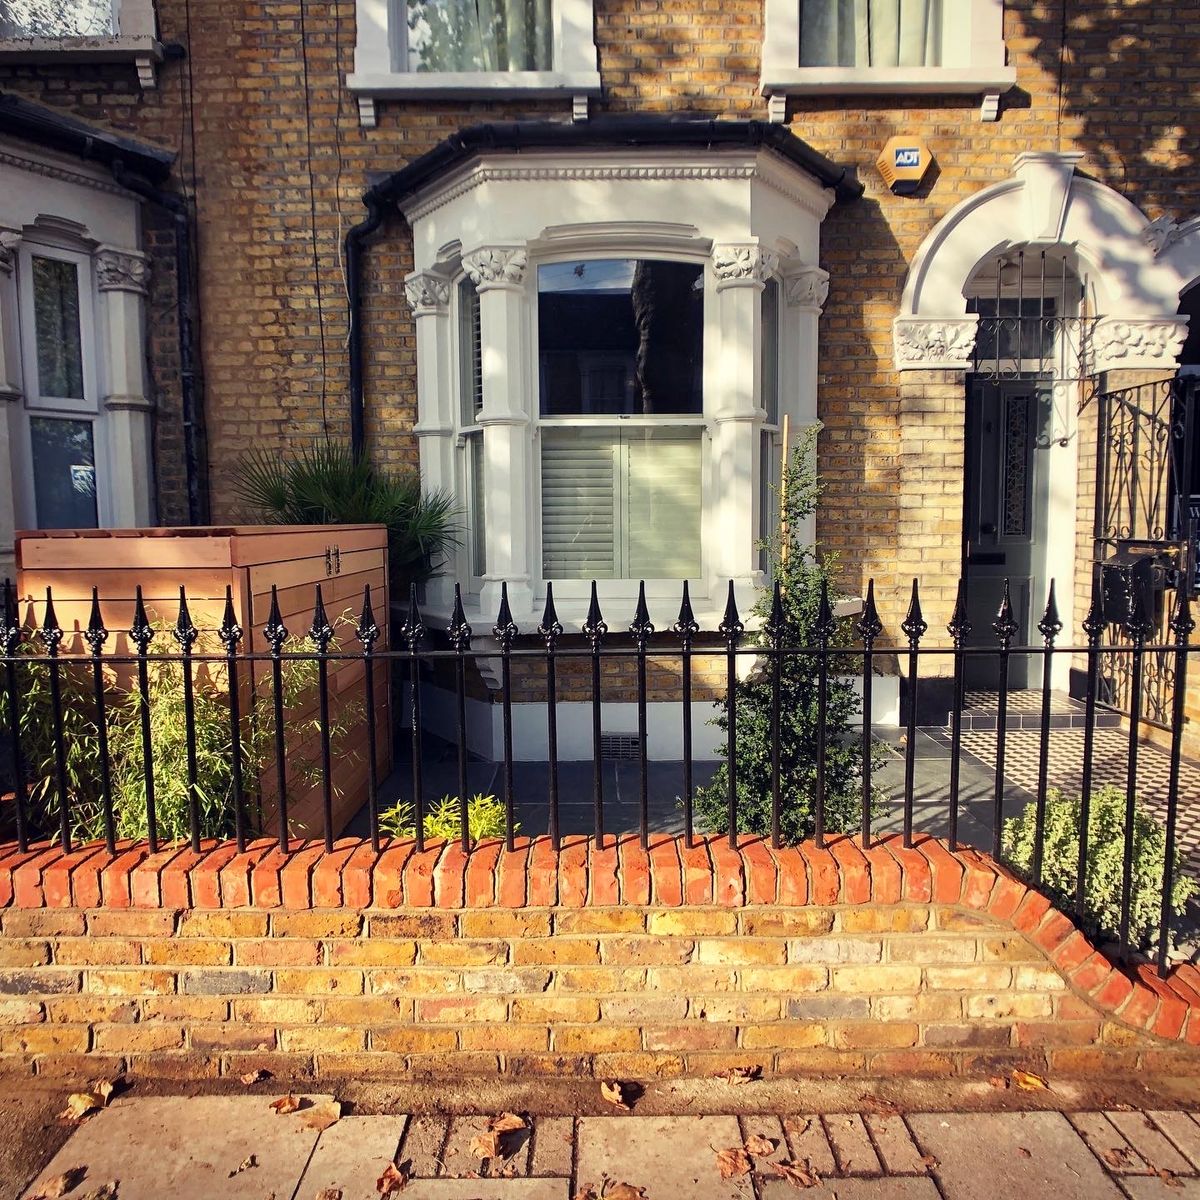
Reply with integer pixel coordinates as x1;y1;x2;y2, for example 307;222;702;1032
366;116;864;208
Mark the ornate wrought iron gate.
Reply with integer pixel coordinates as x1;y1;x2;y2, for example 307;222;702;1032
1093;375;1199;725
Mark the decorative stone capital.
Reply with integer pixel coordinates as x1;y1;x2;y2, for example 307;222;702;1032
712;243;778;290
1143;215;1184;258
462;246;528;290
893;316;979;370
95;246;149;295
784;266;829;311
0;231;20;275
403;270;450;314
1089;317;1189;372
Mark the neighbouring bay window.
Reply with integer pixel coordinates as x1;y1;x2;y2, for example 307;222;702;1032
0;0;115;37
458;276;487;578
407;0;552;72
537;258;704;581
800;0;941;68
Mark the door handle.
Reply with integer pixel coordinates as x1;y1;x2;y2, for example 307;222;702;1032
980;522;997;536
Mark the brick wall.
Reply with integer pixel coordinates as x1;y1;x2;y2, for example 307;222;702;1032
1;2;1198;642
0;835;1197;1082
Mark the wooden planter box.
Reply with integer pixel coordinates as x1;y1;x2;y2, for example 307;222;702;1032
15;526;391;842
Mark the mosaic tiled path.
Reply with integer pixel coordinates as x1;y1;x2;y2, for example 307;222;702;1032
22;1098;1200;1198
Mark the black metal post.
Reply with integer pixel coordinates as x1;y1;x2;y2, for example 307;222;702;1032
766;581;786;850
403;587;425;852
174;587;201;852
719;581;743;849
83;589;115;855
357;585;382;854
539;585;563;851
1119;588;1152;957
1032;581;1062;885
583;582;607;848
493;584;519;852
38;589;69;852
449;585;473;852
309;585;336;853
856;581;883;849
947;579;971;852
631;582;654;850
991;580;1019;860
130;587;158;853
674;583;699;849
900;579;927;849
1;580;29;853
264;584;290;853
218;586;247;853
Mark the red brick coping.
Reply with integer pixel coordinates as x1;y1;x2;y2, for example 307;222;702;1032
1;831;1198;1053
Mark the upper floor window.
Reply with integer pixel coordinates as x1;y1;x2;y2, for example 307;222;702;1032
347;0;601;125
761;0;1014;120
0;0;115;38
800;0;940;69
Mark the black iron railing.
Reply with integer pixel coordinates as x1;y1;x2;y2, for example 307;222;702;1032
1;573;1198;974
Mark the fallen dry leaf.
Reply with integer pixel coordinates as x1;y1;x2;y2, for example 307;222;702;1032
1017;1147;1032;1159
1158;1169;1183;1189
89;1079;117;1108
772;1159;821;1189
1011;1069;1049;1091
470;1131;504;1160
858;1093;901;1116
744;1134;777;1156
715;1146;753;1179
32;1169;86;1199
228;1154;258;1178
600;1080;633;1111
315;1190;343;1200
920;1154;939;1170
301;1100;342;1133
80;1186;117;1200
376;1162;409;1194
270;1094;302;1115
783;1117;811;1137
240;1068;271;1086
488;1112;527;1134
573;1188;599;1200
1102;1146;1137;1169
721;1064;762;1085
988;1075;1010;1090
602;1185;646;1200
60;1093;100;1122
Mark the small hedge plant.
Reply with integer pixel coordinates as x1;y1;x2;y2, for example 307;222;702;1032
380;793;512;845
1002;785;1196;952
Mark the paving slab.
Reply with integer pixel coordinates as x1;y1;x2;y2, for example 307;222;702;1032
760;1180;940;1199
825;1113;883;1176
782;1114;836;1176
401;1183;570;1199
1107;1111;1195;1175
296;1115;408;1194
1068;1111;1145;1173
441;1114;532;1178
21;1095;333;1200
529;1116;573;1178
865;1114;931;1176
908;1112;1123;1200
575;1116;747;1199
1120;1181;1200;1200
399;1113;452;1176
1148;1112;1200;1170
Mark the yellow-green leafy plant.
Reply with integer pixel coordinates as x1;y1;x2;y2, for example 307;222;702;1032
380;793;512;845
1002;785;1196;952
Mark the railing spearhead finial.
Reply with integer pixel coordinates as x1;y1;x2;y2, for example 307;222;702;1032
492;581;519;649
38;586;63;654
992;578;1019;649
264;583;289;655
1082;572;1105;644
718;579;743;649
1171;587;1195;642
0;578;20;656
173;585;199;652
448;583;473;651
901;577;927;648
673;580;700;647
218;584;243;653
402;583;424;652
1038;579;1063;646
130;585;154;651
947;577;971;647
765;579;788;649
629;580;654;648
582;580;607;652
856;578;883;647
537;581;563;649
356;583;380;653
309;583;334;653
815;576;836;644
83;586;109;656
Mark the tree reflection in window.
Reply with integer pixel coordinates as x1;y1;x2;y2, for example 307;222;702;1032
406;0;552;72
32;256;85;400
0;0;114;38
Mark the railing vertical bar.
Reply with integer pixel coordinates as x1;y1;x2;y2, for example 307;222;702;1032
675;582;698;850
947;579;971;852
815;579;836;850
174;586;201;854
310;584;336;854
1078;578;1104;920
720;581;743;849
1033;581;1062;885
39;588;70;852
450;585;472;853
991;580;1019;861
767;581;785;850
403;587;425;854
1120;590;1151;958
631;582;653;851
84;589;115;854
130;587;158;854
264;584;290;854
1158;587;1193;975
493;583;518;853
217;587;247;854
584;581;606;848
1;580;29;853
900;579;926;850
857;581;883;850
356;585;381;854
539;584;562;852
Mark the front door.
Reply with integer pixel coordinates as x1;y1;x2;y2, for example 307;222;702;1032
963;378;1053;690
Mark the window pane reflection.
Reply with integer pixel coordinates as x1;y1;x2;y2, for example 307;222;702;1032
32;256;85;401
30;417;98;528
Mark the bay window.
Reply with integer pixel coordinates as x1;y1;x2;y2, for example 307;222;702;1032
800;0;941;69
0;0;115;38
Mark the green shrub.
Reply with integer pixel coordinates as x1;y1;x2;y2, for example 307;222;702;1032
1002;785;1196;951
693;426;883;843
232;440;460;596
2;621;358;846
380;793;512;845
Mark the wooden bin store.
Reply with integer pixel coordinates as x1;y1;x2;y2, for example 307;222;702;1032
15;525;391;841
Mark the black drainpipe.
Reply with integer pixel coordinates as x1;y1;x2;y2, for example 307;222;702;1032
344;188;388;458
110;160;208;525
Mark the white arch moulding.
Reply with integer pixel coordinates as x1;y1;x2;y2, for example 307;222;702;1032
893;151;1197;373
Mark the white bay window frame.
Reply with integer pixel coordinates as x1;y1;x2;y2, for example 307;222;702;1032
401;148;834;631
761;0;1014;121
348;0;601;126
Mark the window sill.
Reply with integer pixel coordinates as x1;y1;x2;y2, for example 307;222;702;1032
347;69;603;99
0;36;162;85
761;65;1017;96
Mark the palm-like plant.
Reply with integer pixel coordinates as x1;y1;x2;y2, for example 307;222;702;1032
233;442;460;593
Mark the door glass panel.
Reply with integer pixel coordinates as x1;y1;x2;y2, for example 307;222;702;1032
31;256;85;401
30;417;98;528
